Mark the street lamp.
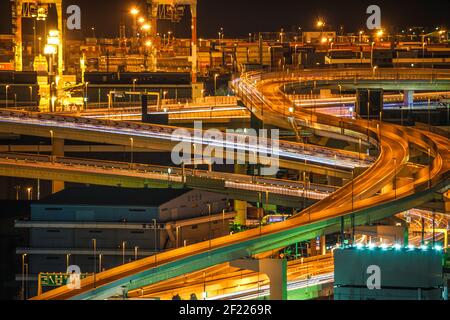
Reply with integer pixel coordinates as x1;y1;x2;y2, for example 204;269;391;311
98;254;103;272
84;81;89;110
129;137;134;165
370;42;375;68
214;74;219;96
141;24;151;33
207;203;212;250
130;7;140;39
422;42;427;69
372;65;378;78
26;187;32;200
92;238;97;288
122;241;127;264
21;253;27;300
152;219;157;265
5;85;10;108
167;167;172;187
14;185;21;200
66;253;71;270
44;44;57;112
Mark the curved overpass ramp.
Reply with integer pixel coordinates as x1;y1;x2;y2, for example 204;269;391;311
29;68;450;300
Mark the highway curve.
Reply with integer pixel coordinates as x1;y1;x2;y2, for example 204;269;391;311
31;68;450;300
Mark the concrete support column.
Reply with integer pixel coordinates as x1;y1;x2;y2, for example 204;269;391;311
231;258;287;300
234;200;247;226
234;164;247;225
52;138;65;193
310;239;318;256
320;236;326;255
403;90;414;108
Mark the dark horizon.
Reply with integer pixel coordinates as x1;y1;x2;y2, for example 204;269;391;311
0;0;449;39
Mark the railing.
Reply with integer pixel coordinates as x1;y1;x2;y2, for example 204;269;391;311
0;152;336;197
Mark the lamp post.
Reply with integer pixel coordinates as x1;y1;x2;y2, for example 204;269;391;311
207;203;212;250
26;187;32;200
422;42;426;69
152;219;157;265
129;137;134;165
14;185;21;201
214;74;219;96
84;82;89;110
21;253;27;300
5;85;9;108
122;241;127;264
370;42;375;68
66;253;71;270
99;254;103;272
130;7;139;39
134;246;139;261
167;167;172;187
92;238;97;288
44;44;57;112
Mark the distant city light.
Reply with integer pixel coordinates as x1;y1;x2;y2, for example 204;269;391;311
44;44;57;55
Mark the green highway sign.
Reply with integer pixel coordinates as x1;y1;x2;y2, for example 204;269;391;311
39;273;90;287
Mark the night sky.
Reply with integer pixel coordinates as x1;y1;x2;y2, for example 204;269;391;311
0;0;449;39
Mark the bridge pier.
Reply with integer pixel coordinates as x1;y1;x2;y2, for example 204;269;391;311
403;90;414;108
309;236;326;256
52;138;65;194
230;258;287;300
234;164;248;225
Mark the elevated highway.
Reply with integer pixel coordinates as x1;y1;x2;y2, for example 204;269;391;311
27;68;450;300
0;109;373;176
0;152;336;205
